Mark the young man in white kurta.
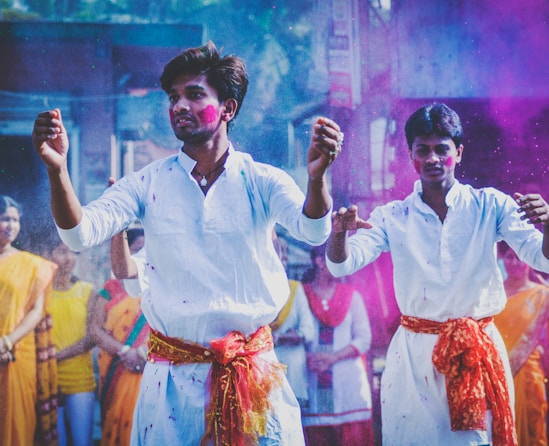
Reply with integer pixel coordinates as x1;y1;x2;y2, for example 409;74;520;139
32;41;344;446
60;148;329;445
326;103;549;446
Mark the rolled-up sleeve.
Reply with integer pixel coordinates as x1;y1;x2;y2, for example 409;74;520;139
326;225;386;277
56;220;93;252
261;164;332;246
296;210;331;246
326;254;357;278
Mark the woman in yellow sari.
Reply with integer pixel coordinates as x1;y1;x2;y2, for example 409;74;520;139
89;228;149;446
494;242;549;446
0;195;58;445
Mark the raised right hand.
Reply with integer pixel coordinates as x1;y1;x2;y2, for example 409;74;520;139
32;108;69;169
332;205;372;233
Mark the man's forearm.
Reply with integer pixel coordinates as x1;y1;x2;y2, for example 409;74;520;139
303;176;331;219
110;231;138;279
47;164;83;229
327;230;348;263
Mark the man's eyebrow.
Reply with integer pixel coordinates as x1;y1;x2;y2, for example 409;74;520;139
185;84;206;91
414;142;451;147
168;84;206;94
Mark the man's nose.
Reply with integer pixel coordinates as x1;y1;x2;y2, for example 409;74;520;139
426;151;441;163
173;98;190;113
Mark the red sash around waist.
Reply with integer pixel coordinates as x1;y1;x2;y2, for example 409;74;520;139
400;315;517;446
148;325;284;446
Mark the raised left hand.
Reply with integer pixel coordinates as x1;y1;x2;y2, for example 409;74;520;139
307;117;344;180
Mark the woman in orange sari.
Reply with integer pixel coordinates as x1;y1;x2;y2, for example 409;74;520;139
89;228;149;446
494;242;549;446
0;195;58;445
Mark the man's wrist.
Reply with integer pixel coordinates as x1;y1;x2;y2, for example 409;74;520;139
308;175;325;182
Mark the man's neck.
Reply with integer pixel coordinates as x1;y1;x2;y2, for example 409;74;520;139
183;135;230;167
420;179;455;222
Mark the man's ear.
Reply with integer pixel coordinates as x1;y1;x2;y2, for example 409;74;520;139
456;144;464;163
221;98;238;122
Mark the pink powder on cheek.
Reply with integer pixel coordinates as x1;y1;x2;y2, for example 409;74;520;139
198;105;218;124
444;156;455;168
169;108;175;123
413;159;421;174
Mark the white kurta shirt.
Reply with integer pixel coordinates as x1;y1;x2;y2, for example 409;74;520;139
327;180;549;445
59;146;331;445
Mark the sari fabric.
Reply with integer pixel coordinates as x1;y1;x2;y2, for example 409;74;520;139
494;285;549;446
0;251;58;445
270;280;299;331
98;279;149;446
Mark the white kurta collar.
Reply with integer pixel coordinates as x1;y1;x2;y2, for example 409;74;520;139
176;144;236;175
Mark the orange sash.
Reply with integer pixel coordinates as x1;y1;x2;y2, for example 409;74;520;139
148;325;284;446
401;315;517;446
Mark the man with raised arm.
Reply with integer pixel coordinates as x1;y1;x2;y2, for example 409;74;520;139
327;103;549;446
33;41;343;446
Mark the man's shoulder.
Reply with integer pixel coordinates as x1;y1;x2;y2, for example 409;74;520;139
459;183;511;203
231;151;289;183
147;153;179;169
232;150;283;172
377;194;414;211
123;154;179;182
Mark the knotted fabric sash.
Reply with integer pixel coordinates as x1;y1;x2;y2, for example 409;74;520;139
400;315;517;446
148;325;284;446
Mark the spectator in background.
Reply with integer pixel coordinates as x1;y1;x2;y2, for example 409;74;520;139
89;227;149;446
271;232;315;409
301;244;374;446
494;242;549;446
49;240;96;446
0;195;58;445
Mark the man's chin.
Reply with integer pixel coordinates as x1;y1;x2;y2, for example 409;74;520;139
174;132;211;145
